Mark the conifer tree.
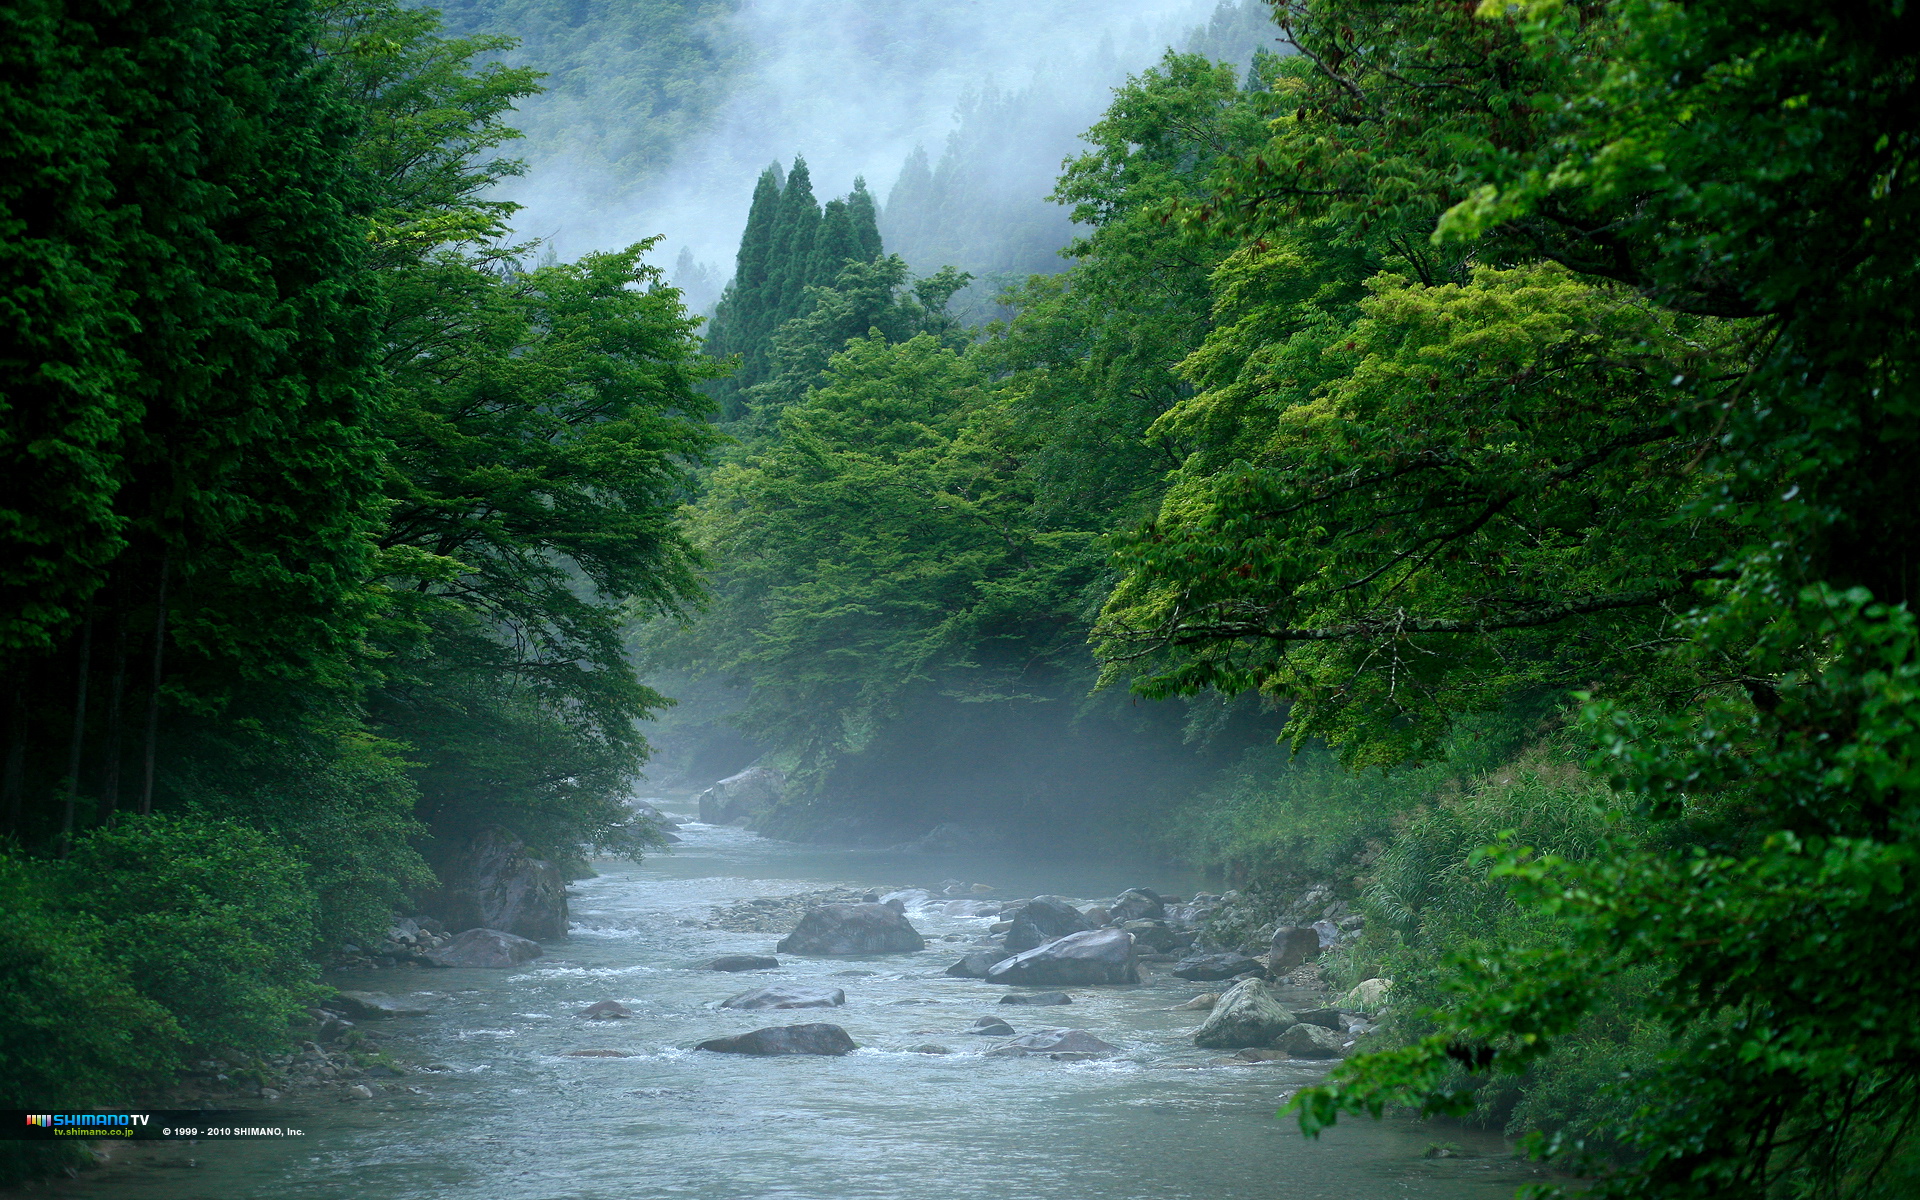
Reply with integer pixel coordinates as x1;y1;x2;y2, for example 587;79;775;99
880;145;935;266
847;177;884;263
764;156;820;324
703;163;783;414
806;198;860;289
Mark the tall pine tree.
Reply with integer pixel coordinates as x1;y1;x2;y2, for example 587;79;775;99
806;198;860;288
763;156;820;325
704;163;783;415
848;177;883;263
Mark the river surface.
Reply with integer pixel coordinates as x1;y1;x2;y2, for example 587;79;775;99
49;814;1543;1200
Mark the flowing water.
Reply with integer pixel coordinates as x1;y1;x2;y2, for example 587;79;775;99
48;816;1548;1200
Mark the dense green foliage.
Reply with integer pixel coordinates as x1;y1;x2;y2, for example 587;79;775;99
666;2;1920;1193
0;1;711;1171
9;1;1920;1195
702;160;887;417
1077;2;1920;1197
657;52;1288;836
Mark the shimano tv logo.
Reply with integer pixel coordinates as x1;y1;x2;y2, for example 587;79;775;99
25;1114;149;1128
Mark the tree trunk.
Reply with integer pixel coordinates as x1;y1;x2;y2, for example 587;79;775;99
99;617;129;823
0;674;26;837
139;556;171;817
60;619;94;856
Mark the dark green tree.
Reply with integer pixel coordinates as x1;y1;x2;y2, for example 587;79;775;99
806;197;861;289
704;162;783;415
847;176;884;263
764;156;822;324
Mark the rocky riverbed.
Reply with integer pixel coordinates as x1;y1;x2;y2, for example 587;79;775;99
41;818;1537;1200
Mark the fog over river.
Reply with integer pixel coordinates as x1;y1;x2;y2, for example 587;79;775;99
41;814;1546;1200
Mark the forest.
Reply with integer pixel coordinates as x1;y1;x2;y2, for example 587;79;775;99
3;0;1918;1197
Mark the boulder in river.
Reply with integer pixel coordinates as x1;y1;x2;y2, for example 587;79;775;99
696;1023;858;1056
998;991;1073;1006
1171;993;1219;1011
1291;1006;1346;1032
966;1017;1016;1036
879;888;932;911
420;826;568;940
988;928;1139;986
1107;887;1165;923
1002;897;1093;954
1172;952;1267;982
1120;919;1177;953
985;1028;1120;1061
1193;979;1296;1049
426;927;544;968
696;766;785;826
329;991;430;1019
776;903;926;955
1277;1021;1345;1059
1269;926;1322;976
576;1000;634;1019
703;954;780;972
946;949;1012;978
720;985;846;1011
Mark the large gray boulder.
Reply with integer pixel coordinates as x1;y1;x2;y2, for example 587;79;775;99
1003;897;1093;954
985;1028;1120;1061
1172;952;1267;982
1107;888;1165;923
945;949;1012;978
1277;1021;1345;1059
1121;919;1177;953
775;903;926;955
425;927;544;968
986;928;1139;987
1269;926;1322;975
696;766;785;826
719;985;846;1011
696;1023;857;1056
1192;978;1296;1049
421;827;568;940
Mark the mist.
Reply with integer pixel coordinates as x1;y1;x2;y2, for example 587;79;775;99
455;0;1283;308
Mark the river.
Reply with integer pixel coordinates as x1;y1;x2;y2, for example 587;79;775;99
46;814;1545;1200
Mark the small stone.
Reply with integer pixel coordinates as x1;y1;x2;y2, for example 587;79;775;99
965;1017;1016;1036
1170;993;1219;1011
577;1000;634;1019
564;1049;633;1057
346;1084;375;1099
906;1044;951;1054
999;991;1073;1006
703;955;780;972
258;1088;281;1101
1234;1048;1288;1062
